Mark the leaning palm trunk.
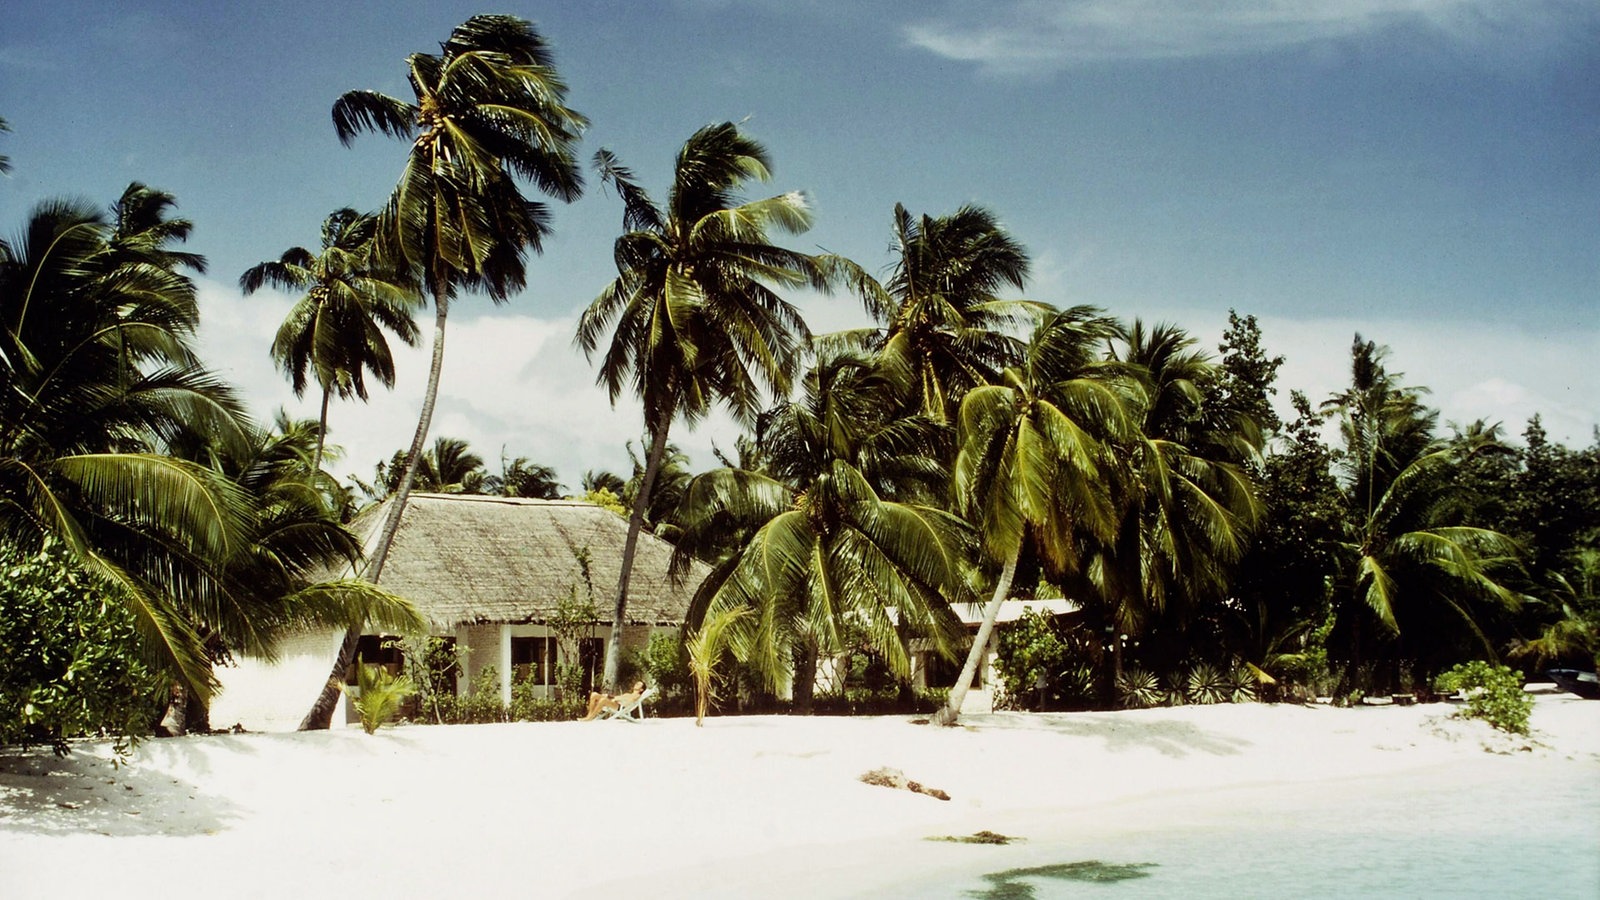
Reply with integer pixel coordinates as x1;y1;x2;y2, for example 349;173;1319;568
932;552;1019;726
312;384;332;474
300;294;449;730
602;425;670;691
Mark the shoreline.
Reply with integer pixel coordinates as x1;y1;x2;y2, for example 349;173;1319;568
2;696;1597;898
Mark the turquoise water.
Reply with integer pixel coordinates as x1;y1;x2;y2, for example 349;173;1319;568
878;760;1600;899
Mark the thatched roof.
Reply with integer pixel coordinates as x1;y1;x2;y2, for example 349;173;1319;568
347;494;708;629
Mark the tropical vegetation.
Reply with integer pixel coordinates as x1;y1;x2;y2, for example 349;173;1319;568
302;14;587;727
577;121;824;690
3;16;1593;748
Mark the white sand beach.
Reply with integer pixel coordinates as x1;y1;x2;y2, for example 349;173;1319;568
3;695;1597;899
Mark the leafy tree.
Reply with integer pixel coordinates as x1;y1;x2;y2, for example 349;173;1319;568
0;542;165;754
577;122;822;690
1512;417;1600;583
936;307;1136;725
1223;392;1343;689
673;349;969;712
240;208;421;471
1210;309;1284;439
306;15;585;728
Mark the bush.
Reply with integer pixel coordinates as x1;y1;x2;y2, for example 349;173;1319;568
432;667;586;724
993;609;1071;708
1435;661;1533;735
1184;662;1230;705
0;543;165;755
1117;667;1163;709
434;666;509;724
811;686;948;716
352;661;415;734
509;678;584;722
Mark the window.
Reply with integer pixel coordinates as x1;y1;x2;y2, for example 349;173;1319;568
511;636;558;685
345;634;404;684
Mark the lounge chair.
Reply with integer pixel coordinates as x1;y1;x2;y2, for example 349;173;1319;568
602;687;655;722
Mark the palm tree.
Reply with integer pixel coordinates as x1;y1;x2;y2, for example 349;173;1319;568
0;116;11;175
372;436;487;495
935;307;1135;725
673;349;969;712
1091;321;1260;681
1324;337;1522;691
623;438;693;537
492;456;563;499
240;209;421;472
306;16;585;727
162;411;423;733
0;186;415;709
828;204;1041;423
582;469;625;495
0;188;252;693
576;122;823;690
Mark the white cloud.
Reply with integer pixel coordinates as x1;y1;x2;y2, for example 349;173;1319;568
194;279;745;492
903;0;1585;73
1244;314;1596;446
195;278;1598;497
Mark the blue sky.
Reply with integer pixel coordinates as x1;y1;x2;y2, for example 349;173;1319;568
3;0;1595;490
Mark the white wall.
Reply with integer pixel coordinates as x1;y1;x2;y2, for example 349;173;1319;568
211;628;348;732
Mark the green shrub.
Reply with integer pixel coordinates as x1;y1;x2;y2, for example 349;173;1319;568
0;543;165;755
509;677;583;722
434;666;508;724
994;609;1071;707
352;661;416;734
1184;662;1230;705
1116;667;1163;709
1435;661;1533;735
1228;666;1259;704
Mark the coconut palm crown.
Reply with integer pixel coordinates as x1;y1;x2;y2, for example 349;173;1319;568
240;208;421;472
577;121;825;690
301;15;585;729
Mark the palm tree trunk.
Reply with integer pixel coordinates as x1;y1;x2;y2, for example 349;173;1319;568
299;292;450;730
932;551;1019;727
792;643;817;715
312;384;332;474
602;425;670;692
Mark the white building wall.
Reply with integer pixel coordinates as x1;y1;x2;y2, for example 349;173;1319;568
456;623;505;698
211;628;348;732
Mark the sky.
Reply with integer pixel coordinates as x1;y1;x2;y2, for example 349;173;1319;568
2;0;1596;492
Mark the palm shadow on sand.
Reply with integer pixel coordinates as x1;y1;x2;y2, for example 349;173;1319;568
962;713;1252;757
0;739;252;837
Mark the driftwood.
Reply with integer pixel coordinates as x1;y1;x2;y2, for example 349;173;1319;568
859;766;950;801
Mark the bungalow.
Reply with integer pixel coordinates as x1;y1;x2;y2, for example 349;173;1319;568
909;597;1079;714
211;493;709;730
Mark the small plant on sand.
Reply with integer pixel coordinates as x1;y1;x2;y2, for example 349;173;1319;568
687;606;751;726
1116;667;1163;709
1184;662;1230;705
352;659;415;734
1228;666;1259;704
1435;661;1532;735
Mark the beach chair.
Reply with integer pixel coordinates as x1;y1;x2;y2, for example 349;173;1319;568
602;687;654;722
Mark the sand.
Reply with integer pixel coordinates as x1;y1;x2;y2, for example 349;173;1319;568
2;694;1597;898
